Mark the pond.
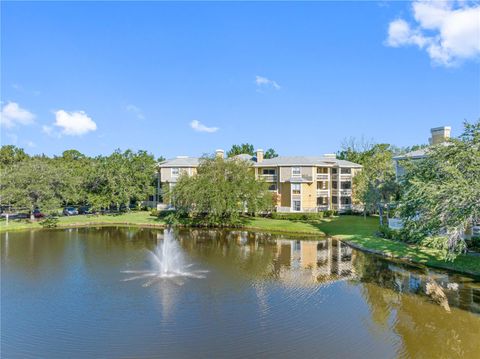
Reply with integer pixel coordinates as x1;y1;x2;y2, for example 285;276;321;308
1;227;480;358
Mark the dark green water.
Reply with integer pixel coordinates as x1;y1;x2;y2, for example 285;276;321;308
1;227;479;358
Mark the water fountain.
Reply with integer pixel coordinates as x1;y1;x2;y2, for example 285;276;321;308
122;228;207;286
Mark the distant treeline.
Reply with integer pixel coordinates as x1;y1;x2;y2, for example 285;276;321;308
0;146;163;213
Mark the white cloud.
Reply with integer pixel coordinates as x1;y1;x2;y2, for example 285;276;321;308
0;102;36;128
26;140;36;148
255;75;281;90
53;110;97;136
126;104;145;120
190;120;219;133
385;1;480;66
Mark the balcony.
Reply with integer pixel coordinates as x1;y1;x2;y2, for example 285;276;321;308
288;174;313;182
316;189;329;196
316;173;329;180
259;174;277;182
340;189;352;196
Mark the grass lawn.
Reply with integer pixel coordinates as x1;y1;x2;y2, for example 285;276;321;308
0;211;165;232
2;212;478;275
246;215;480;276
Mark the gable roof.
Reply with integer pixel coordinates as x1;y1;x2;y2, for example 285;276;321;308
253;156;362;168
158;154;362;168
158;157;200;167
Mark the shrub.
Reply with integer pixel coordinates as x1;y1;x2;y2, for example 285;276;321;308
271;212;325;221
150;208;159;217
40;217;59;228
377;225;397;240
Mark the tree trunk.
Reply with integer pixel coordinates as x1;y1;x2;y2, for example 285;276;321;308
378;204;384;226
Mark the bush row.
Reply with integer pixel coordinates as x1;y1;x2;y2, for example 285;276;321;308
270;211;337;221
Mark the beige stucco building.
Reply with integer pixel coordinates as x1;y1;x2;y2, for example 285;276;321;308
156;149;362;213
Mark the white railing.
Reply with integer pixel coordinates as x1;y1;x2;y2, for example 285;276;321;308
316;174;329;180
277;206;291;213
259;174;277;182
340;189;352;196
388;218;404;230
316;189;329;196
473;226;480;238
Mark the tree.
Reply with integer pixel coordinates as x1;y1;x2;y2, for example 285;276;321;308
352;144;399;223
0;145;29;167
398;120;480;257
53;150;91;205
338;139;399;221
0;157;66;217
84;149;156;210
226;143;255;157
264;148;278;159
165;156;272;225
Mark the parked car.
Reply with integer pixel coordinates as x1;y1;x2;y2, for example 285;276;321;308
78;206;92;215
63;207;79;216
32;209;45;218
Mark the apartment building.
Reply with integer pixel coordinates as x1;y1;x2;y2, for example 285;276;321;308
393;126;451;180
157;149;362;213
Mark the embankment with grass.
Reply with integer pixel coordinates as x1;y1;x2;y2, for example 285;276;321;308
1;212;479;275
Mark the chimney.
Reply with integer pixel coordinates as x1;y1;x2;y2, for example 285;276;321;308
215;149;224;159
429;126;451;145
324;153;336;159
256;149;264;163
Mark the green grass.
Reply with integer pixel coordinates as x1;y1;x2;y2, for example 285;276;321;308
2;212;479;275
0;211;165;232
246;215;480;275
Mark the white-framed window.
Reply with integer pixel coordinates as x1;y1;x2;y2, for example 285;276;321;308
292;167;301;176
292;183;301;195
293;200;301;212
262;168;276;175
171;168;180;177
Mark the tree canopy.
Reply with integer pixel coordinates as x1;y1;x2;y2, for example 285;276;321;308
338;140;399;219
226;143;278;159
0;147;159;213
398;120;480;257
165;156;272;226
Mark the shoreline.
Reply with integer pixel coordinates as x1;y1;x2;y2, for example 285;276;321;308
1;214;479;277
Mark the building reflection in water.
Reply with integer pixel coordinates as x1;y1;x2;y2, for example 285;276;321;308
272;238;356;286
178;229;480;314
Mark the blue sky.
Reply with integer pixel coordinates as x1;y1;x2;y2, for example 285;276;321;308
1;1;479;159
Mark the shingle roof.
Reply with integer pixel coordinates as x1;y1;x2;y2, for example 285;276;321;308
393;149;428;160
158;155;362;168
253;156;362;168
158;157;200;167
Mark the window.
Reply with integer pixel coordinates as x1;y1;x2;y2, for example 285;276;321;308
262;168;276;175
317;181;328;190
332;181;338;189
292;167;301;176
293;200;301;212
332;196;338;204
292;183;301;194
171;168;179;177
341;197;351;205
331;168;338;174
341;168;351;174
317;167;328;174
317;197;328;206
341;181;351;189
268;184;277;191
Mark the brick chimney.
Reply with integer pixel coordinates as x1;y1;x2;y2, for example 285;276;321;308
429;126;451;145
256;149;264;163
215;149;224;158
